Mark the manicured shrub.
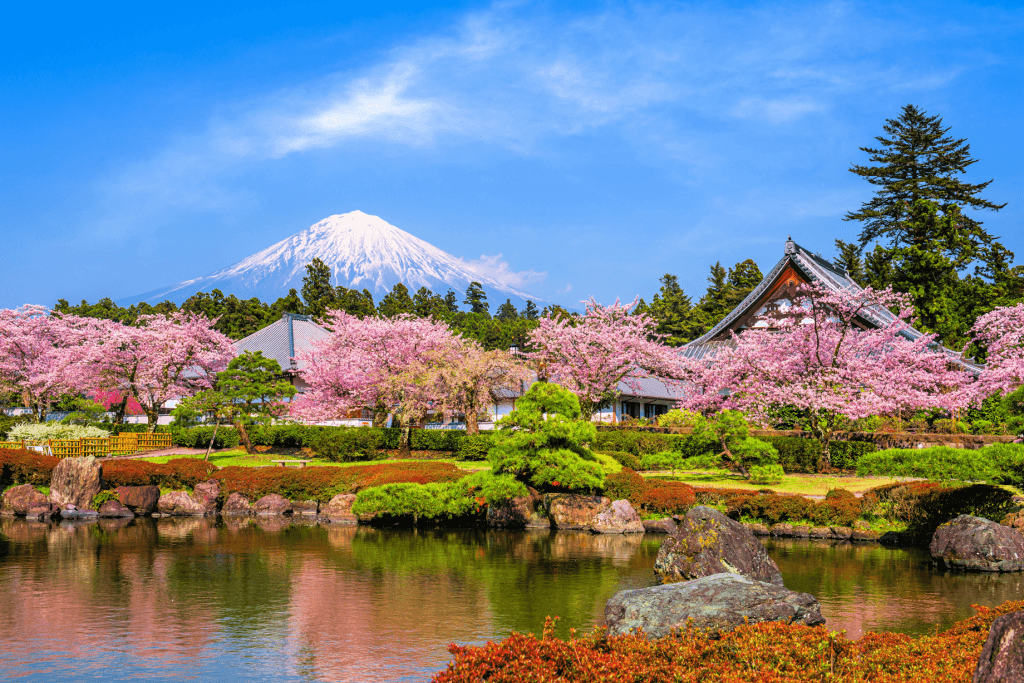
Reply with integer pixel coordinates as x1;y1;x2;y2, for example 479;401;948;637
0;414;31;440
748;464;784;485
864;481;1014;537
410;429;463;452
0;448;59;487
825;488;857;500
433;601;1024;683
103;458;218;489
171;426;240;449
735;493;811;524
637;481;697;516
455;434;493;461
807;496;862;527
351;481;481;524
856;446;1000;483
603;468;647;502
213;461;465;502
597;451;641;470
307;427;385;462
762;436;877;473
7;423;110;441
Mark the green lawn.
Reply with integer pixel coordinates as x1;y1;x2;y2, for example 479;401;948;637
136;450;491;472
644;469;912;496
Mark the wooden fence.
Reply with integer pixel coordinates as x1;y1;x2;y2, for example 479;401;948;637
0;433;172;458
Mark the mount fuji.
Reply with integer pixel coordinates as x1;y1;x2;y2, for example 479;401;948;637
128;211;545;306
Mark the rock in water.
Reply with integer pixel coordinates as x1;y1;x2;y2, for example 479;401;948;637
157;491;208;516
643;518;678;534
654;506;784;585
592;499;645;534
50;456;103;510
1;484;50;516
98;500;135;518
252;494;292;516
321;494;357;524
544;494;610;531
222;492;253;515
931;515;1024;572
605;573;824;637
117;486;160;515
291;499;319;516
974;611;1024;683
191;480;221;514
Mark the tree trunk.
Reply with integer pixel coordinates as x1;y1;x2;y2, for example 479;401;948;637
235;420;253;454
205;419;221;461
145;409;159;433
466;410;479;435
396;414;412;457
372;400;388;428
113;395;129;425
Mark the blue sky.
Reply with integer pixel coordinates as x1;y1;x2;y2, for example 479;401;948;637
2;0;1022;310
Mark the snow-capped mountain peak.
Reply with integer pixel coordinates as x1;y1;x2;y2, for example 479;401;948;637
128;211;544;306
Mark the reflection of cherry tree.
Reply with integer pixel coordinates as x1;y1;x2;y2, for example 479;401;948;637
294;312;462;452
95;312;235;432
0;305;104;422
526;298;683;419
678;283;973;469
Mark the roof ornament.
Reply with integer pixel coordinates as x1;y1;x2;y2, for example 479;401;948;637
784;236;796;255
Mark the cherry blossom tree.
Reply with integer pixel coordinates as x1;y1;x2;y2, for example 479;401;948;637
92;390;145;424
431;341;531;434
294;312;462;453
0;305;104;422
526;298;683;419
968;303;1024;401
677;283;973;469
94;312;235;431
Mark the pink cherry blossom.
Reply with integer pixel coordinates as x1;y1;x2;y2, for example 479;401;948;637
967;303;1024;401
526;298;683;419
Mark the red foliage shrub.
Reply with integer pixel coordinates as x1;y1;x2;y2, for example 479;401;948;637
0;448;59;487
603;468;646;502
103;458;217;489
432;600;1024;683
214;461;465;502
603;469;697;516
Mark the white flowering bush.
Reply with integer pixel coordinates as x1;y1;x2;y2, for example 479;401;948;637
7;423;110;442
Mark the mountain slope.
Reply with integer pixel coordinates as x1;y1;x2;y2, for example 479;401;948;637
128;211;543;306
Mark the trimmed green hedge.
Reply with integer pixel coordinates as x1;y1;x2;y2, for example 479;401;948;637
760;436;877;472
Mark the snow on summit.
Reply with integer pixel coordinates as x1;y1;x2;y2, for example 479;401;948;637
129;211;544;305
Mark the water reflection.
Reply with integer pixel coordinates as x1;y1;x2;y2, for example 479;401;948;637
0;518;1021;682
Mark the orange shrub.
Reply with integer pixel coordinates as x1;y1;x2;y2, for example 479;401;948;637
0;448;58;487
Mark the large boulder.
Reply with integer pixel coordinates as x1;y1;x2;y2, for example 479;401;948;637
191;480;221;514
930;515;1024;572
1;484;50;516
543;494;611;531
116;486;160;515
321;494;358;525
291;499;319;516
654;506;784;586
252;494;292;516
605;573;824;637
98;500;135;518
592;499;645;534
222;492;253;515
488;493;551;529
974;610;1024;683
50;456;103;510
643;518;678;534
157;491;208;516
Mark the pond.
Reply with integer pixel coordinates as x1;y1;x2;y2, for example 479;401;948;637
1;517;1021;682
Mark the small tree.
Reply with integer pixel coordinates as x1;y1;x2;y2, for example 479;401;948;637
216;351;296;453
487;382;604;492
432;342;531;434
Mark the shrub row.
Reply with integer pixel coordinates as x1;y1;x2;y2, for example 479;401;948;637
856;443;1024;486
103;458;218;489
761;436;877;472
604;469;697;516
0;448;58;488
864;481;1014;538
433;601;1024;683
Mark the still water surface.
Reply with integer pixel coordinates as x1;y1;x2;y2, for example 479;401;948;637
1;517;1022;682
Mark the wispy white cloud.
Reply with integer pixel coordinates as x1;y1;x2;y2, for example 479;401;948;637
96;1;977;233
462;253;547;289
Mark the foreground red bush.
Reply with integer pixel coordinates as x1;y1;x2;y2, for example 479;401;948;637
434;601;1024;683
103;458;217;489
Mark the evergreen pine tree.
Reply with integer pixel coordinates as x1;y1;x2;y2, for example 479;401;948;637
300;258;337;318
833;240;865;283
378;283;416;318
698;262;731;323
725;259;762;310
647;274;704;346
496;299;519;321
464;281;490;316
520;300;539;320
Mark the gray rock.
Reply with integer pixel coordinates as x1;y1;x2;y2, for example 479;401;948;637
60;507;99;520
157;491;208;516
592;499;645;534
222;492;253;515
852;529;881;542
50;456;102;510
654;506;784;586
643;518;677;534
830;526;853;540
809;527;831;539
745;522;770;536
931;515;1024;572
974;610;1024;682
116;486;160;515
320;494;357;524
1;484;49;516
605;573;824;637
252;494;292;516
291;499;319;516
770;523;794;537
98;500;135;518
792;525;810;538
